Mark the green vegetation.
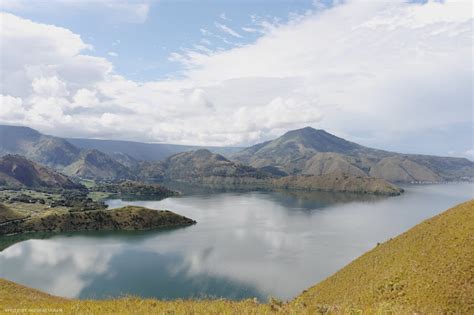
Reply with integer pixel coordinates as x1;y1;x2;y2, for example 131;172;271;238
92;180;179;198
0;204;25;222
0;205;195;236
1;200;472;314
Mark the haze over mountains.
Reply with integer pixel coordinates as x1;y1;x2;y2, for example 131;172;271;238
0;124;472;183
67;137;242;161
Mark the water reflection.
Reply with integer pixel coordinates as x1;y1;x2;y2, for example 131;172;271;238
0;183;472;301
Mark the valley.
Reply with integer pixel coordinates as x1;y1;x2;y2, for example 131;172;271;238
0;124;472;312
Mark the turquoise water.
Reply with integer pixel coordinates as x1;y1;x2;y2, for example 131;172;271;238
0;183;472;301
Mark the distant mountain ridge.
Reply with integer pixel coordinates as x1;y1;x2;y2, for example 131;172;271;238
232;127;473;182
0;124;472;183
0;125;80;167
62;149;133;180
67;137;242;161
0;155;82;189
138;149;270;184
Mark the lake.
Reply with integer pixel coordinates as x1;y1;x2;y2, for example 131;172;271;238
0;183;472;301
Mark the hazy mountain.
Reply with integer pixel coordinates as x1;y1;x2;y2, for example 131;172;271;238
63;149;133;180
232;127;473;183
109;152;140;169
2;125;471;183
0;125;81;168
139;149;269;183
67;137;242;161
0;155;82;189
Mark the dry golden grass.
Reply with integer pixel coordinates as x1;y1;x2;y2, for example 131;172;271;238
292;199;474;314
0;204;26;222
1;200;473;314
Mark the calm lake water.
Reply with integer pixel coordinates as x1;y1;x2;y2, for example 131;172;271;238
0;183;472;301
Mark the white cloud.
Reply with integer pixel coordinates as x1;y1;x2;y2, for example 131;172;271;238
108;51;118;57
32;76;69;97
214;22;243;38
242;27;258;33
0;1;472;154
465;149;474;158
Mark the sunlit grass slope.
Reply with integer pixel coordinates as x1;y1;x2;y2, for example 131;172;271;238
1;200;472;314
292;199;474;314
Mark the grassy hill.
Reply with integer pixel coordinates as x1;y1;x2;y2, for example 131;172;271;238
0;205;196;236
232;126;474;182
140;149;270;184
63;149;133;180
292;199;474;313
0;204;26;223
1;200;472;313
271;174;403;196
0;125;81;168
0;154;83;189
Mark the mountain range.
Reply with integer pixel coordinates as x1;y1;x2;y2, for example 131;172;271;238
0;124;472;183
67;137;242;161
232;127;473;182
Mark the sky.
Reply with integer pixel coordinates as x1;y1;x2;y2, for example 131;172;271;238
0;0;472;159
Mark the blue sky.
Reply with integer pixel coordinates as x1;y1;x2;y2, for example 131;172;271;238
3;0;321;81
0;0;472;158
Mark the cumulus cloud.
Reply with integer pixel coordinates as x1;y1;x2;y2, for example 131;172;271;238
0;0;472;153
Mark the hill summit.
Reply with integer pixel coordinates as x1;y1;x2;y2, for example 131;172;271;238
232;127;473;182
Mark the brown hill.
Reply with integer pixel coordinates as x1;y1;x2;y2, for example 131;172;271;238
232;126;473;183
0;155;82;189
271;174;403;195
63;149;133;180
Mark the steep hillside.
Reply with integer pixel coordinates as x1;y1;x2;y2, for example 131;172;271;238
302;152;368;177
0;155;83;189
232;126;473;182
271;174;403;195
369;156;441;182
0;125;81;167
141;149;270;183
1;200;472;313
63;149;133;180
233;127;364;172
292;199;474;313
